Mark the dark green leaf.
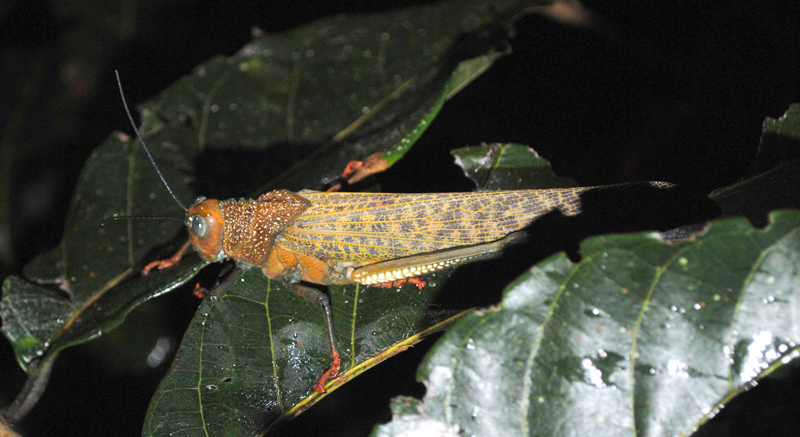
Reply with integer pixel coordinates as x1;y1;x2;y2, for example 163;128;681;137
138;0;535;192
142;270;463;436
375;210;800;437
711;104;800;225
2;132;203;370
452;143;578;190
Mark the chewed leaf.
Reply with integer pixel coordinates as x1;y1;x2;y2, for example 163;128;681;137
452;143;578;190
376;210;800;437
711;104;800;225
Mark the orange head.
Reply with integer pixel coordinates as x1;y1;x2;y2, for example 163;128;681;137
185;197;225;262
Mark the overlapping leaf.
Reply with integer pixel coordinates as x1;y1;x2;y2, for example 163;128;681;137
452;143;578;190
711;104;800;226
376;210;800;437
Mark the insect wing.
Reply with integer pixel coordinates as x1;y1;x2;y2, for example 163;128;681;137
279;190;587;265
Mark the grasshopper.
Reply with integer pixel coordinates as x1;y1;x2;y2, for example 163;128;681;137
112;72;639;393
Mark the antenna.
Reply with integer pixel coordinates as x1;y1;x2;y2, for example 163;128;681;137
115;70;188;211
101;215;185;226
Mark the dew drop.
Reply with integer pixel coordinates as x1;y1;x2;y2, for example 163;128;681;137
584;308;601;317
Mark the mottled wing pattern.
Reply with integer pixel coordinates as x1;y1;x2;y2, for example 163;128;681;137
278;189;592;265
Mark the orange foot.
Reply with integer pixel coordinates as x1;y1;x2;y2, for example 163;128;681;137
327;152;388;192
313;350;341;393
141;240;191;275
192;283;207;299
376;277;427;290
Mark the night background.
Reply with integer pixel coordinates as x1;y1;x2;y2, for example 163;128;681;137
1;0;799;436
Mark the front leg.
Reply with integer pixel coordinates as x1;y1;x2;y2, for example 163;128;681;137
141;239;192;275
288;283;340;393
193;265;246;300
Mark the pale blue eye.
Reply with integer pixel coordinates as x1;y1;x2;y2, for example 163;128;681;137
191;217;207;238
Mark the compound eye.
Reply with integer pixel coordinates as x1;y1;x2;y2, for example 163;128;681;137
190;216;207;238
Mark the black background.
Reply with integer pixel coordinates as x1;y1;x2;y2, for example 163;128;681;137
1;1;799;436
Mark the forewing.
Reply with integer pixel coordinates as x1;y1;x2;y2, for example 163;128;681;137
279;190;587;264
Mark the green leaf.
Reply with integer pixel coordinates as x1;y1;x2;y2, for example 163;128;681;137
376;209;800;437
143;270;464;436
1;0;546;374
452;143;578;190
1;132;203;370
711;104;800;225
137;0;537;192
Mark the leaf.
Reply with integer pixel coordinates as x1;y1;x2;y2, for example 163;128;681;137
710;104;800;226
1;132;203;370
1;0;545;373
375;209;800;437
143;270;464;436
137;0;535;192
452;143;578;190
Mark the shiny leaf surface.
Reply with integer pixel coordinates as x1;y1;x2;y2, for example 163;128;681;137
376;209;800;437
